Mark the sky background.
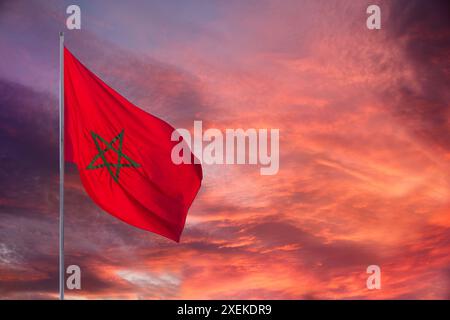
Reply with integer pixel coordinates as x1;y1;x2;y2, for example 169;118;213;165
0;0;449;299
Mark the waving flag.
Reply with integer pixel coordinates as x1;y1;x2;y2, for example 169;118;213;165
64;47;202;242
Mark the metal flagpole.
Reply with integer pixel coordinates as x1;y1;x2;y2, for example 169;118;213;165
59;31;65;301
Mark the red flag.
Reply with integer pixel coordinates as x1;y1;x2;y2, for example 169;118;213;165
64;47;202;242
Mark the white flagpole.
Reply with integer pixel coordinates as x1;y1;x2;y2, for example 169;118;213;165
59;31;65;301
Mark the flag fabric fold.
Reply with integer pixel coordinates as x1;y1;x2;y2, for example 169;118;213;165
64;47;202;242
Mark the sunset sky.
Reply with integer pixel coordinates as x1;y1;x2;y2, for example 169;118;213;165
0;0;449;299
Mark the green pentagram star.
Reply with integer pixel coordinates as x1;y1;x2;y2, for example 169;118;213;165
86;130;140;183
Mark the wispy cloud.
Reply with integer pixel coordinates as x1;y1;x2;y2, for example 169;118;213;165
0;0;449;299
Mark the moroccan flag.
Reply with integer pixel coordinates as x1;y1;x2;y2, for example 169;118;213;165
64;47;202;242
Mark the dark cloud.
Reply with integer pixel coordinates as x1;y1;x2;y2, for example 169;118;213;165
384;0;450;150
0;79;58;225
0;79;58;171
1;0;449;299
245;219;378;270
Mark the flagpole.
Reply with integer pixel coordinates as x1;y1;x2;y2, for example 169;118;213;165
59;31;65;301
